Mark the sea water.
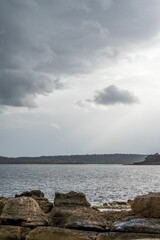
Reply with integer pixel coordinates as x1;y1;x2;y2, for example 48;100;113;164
0;164;159;205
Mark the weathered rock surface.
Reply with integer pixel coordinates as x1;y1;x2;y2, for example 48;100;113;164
131;192;160;218
1;197;48;227
0;198;7;216
49;207;109;231
54;191;91;208
97;232;160;240
101;210;134;224
15;190;53;213
2;190;160;239
0;225;30;240
112;218;160;234
36;197;53;214
26;227;96;240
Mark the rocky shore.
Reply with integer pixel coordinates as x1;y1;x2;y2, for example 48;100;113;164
1;190;160;239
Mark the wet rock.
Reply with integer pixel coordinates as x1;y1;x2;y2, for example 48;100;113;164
103;201;131;211
15;190;44;198
15;190;53;213
103;201;127;207
112;218;160;234
54;191;91;208
97;232;160;240
26;227;96;240
131;192;160;218
49;207;109;232
0;225;30;240
1;197;48;227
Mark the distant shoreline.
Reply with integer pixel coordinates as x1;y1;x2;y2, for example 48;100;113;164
0;154;146;164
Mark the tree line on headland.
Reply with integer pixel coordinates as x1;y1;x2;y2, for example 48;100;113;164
133;153;160;165
0;154;146;164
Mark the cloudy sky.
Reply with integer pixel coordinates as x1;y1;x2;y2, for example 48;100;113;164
1;0;160;156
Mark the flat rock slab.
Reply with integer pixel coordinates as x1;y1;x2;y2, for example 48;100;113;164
112;218;160;234
98;232;160;240
26;227;96;240
0;225;30;240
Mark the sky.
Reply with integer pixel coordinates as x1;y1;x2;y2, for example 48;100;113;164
1;0;160;157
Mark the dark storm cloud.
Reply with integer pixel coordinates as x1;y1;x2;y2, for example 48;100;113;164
91;85;139;106
0;0;160;108
0;70;60;107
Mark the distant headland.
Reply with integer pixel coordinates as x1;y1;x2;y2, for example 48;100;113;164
0;154;146;164
133;153;160;165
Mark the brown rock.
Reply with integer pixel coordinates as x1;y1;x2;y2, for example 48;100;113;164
131;192;160;218
54;191;91;208
49;207;109;231
97;232;160;240
0;225;30;240
101;210;134;224
15;190;53;213
35;197;53;214
0;198;7;216
1;197;48;227
26;227;96;240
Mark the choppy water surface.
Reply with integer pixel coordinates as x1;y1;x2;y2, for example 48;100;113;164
0;164;160;205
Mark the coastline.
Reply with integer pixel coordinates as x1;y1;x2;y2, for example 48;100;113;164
1;190;160;239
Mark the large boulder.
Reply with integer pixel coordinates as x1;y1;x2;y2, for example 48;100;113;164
49;207;109;232
112;218;160;234
54;191;91;208
0;225;30;240
131;192;160;218
26;227;96;240
1;197;48;227
15;190;53;213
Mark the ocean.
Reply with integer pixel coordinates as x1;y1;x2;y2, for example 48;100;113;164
0;164;159;205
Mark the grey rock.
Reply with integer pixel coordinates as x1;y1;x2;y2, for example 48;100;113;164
112;218;160;234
